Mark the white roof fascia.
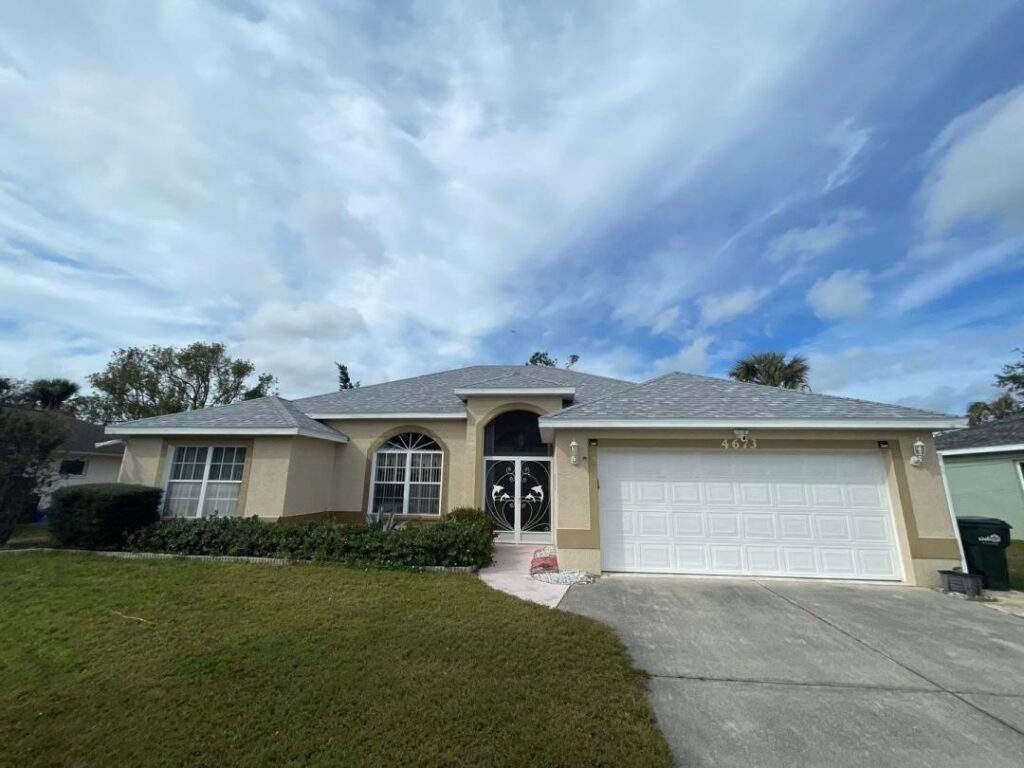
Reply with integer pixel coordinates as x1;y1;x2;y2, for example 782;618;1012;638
105;426;349;444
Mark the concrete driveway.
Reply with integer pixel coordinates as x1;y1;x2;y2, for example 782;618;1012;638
560;578;1024;768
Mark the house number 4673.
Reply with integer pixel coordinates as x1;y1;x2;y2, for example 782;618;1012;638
721;438;758;450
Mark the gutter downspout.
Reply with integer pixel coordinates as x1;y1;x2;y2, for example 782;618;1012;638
937;453;969;573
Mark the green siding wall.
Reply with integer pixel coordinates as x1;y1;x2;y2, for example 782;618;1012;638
943;452;1024;539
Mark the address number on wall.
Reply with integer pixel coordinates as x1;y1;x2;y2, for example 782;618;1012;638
721;438;758;450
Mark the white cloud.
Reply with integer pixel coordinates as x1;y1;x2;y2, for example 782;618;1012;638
767;208;866;265
806;269;873;319
823;119;870;192
0;1;1014;399
922;85;1024;236
699;288;770;327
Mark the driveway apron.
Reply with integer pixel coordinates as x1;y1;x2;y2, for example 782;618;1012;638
560;577;1024;768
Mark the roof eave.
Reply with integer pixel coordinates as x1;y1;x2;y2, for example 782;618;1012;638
305;412;467;420
105;426;349;444
938;442;1024;457
539;417;966;432
452;387;576;400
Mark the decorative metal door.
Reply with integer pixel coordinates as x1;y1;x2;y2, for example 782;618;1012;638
483;457;552;543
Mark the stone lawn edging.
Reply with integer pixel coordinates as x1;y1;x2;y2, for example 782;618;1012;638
0;547;479;572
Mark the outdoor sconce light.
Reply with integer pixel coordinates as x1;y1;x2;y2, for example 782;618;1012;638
733;428;749;444
570;439;580;465
910;438;926;467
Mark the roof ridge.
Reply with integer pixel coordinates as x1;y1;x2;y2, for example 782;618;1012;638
546;371;675;418
668;371;957;419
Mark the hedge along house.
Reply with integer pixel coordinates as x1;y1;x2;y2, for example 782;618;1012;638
936;414;1024;539
107;365;966;586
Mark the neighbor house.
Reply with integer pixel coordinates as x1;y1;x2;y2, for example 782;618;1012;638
107;365;966;586
1;406;125;509
937;414;1024;539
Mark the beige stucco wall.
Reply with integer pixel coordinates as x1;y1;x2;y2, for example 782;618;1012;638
552;429;960;586
37;452;124;508
280;437;337;517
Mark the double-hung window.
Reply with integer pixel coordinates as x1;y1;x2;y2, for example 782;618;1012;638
164;446;247;518
370;433;443;516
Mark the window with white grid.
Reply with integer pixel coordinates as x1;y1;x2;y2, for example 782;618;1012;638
164;445;247;518
370;433;443;516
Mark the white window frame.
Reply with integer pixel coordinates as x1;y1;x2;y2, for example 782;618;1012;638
161;445;247;518
367;434;444;517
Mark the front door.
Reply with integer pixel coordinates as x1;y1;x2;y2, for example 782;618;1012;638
483;457;552;543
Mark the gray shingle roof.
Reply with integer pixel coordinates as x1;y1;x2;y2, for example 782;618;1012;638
936;413;1024;452
106;396;349;442
294;366;634;415
541;372;962;424
1;406;124;455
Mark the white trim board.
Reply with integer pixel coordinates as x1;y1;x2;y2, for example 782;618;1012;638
453;387;575;399
307;412;467;420
938;443;1024;457
538;418;966;430
105;426;349;444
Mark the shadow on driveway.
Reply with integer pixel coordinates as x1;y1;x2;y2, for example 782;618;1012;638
561;577;1024;767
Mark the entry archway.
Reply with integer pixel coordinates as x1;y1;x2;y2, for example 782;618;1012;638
482;410;552;543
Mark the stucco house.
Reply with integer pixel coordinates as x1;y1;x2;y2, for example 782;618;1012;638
107;365;966;586
937;414;1024;539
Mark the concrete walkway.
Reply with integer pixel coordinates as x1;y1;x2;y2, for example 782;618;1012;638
478;544;569;608
562;576;1024;768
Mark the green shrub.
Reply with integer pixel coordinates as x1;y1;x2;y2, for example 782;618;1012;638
49;484;162;550
126;516;495;569
444;506;494;534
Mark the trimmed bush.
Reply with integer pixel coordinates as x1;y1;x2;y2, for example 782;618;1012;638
49;484;162;550
444;506;494;536
126;515;495;569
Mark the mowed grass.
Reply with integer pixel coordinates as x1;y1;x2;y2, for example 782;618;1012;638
2;522;55;549
1007;540;1024;591
0;553;672;768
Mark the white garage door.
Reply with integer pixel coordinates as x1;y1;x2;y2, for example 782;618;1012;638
599;449;903;581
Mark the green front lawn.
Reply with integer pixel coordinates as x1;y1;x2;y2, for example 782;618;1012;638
1008;540;1024;591
0;553;672;767
2;521;55;549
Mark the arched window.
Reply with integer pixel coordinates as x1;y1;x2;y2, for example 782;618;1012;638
369;432;444;516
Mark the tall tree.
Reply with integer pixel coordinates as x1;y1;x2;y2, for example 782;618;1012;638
527;351;557;367
335;362;359;390
728;351;811;391
526;351;580;367
0;377;27;405
79;342;276;423
0;409;65;545
966;349;1024;425
23;378;80;410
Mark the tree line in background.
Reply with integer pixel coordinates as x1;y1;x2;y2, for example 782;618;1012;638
1;342;276;424
966;348;1024;426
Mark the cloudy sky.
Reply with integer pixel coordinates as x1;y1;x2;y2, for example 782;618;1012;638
1;1;1023;412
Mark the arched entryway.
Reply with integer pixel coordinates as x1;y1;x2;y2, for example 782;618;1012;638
482;410;552;543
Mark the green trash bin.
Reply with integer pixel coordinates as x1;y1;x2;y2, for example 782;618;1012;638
956;517;1013;591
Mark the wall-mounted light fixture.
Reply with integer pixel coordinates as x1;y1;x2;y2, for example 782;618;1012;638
733;428;750;444
910;438;926;467
570;439;580;465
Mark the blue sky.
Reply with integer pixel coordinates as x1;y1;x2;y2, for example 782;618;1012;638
1;1;1023;412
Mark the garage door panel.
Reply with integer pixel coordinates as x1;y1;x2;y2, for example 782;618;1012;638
816;515;853;540
599;450;902;581
674;544;707;570
638;510;670;536
708;512;740;537
672;512;704;537
747;547;782;573
710;545;743;571
742;513;776;538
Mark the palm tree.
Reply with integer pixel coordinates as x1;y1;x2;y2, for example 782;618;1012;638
24;378;80;410
729;352;811;391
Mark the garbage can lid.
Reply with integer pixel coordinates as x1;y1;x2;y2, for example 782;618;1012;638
957;516;1013;529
